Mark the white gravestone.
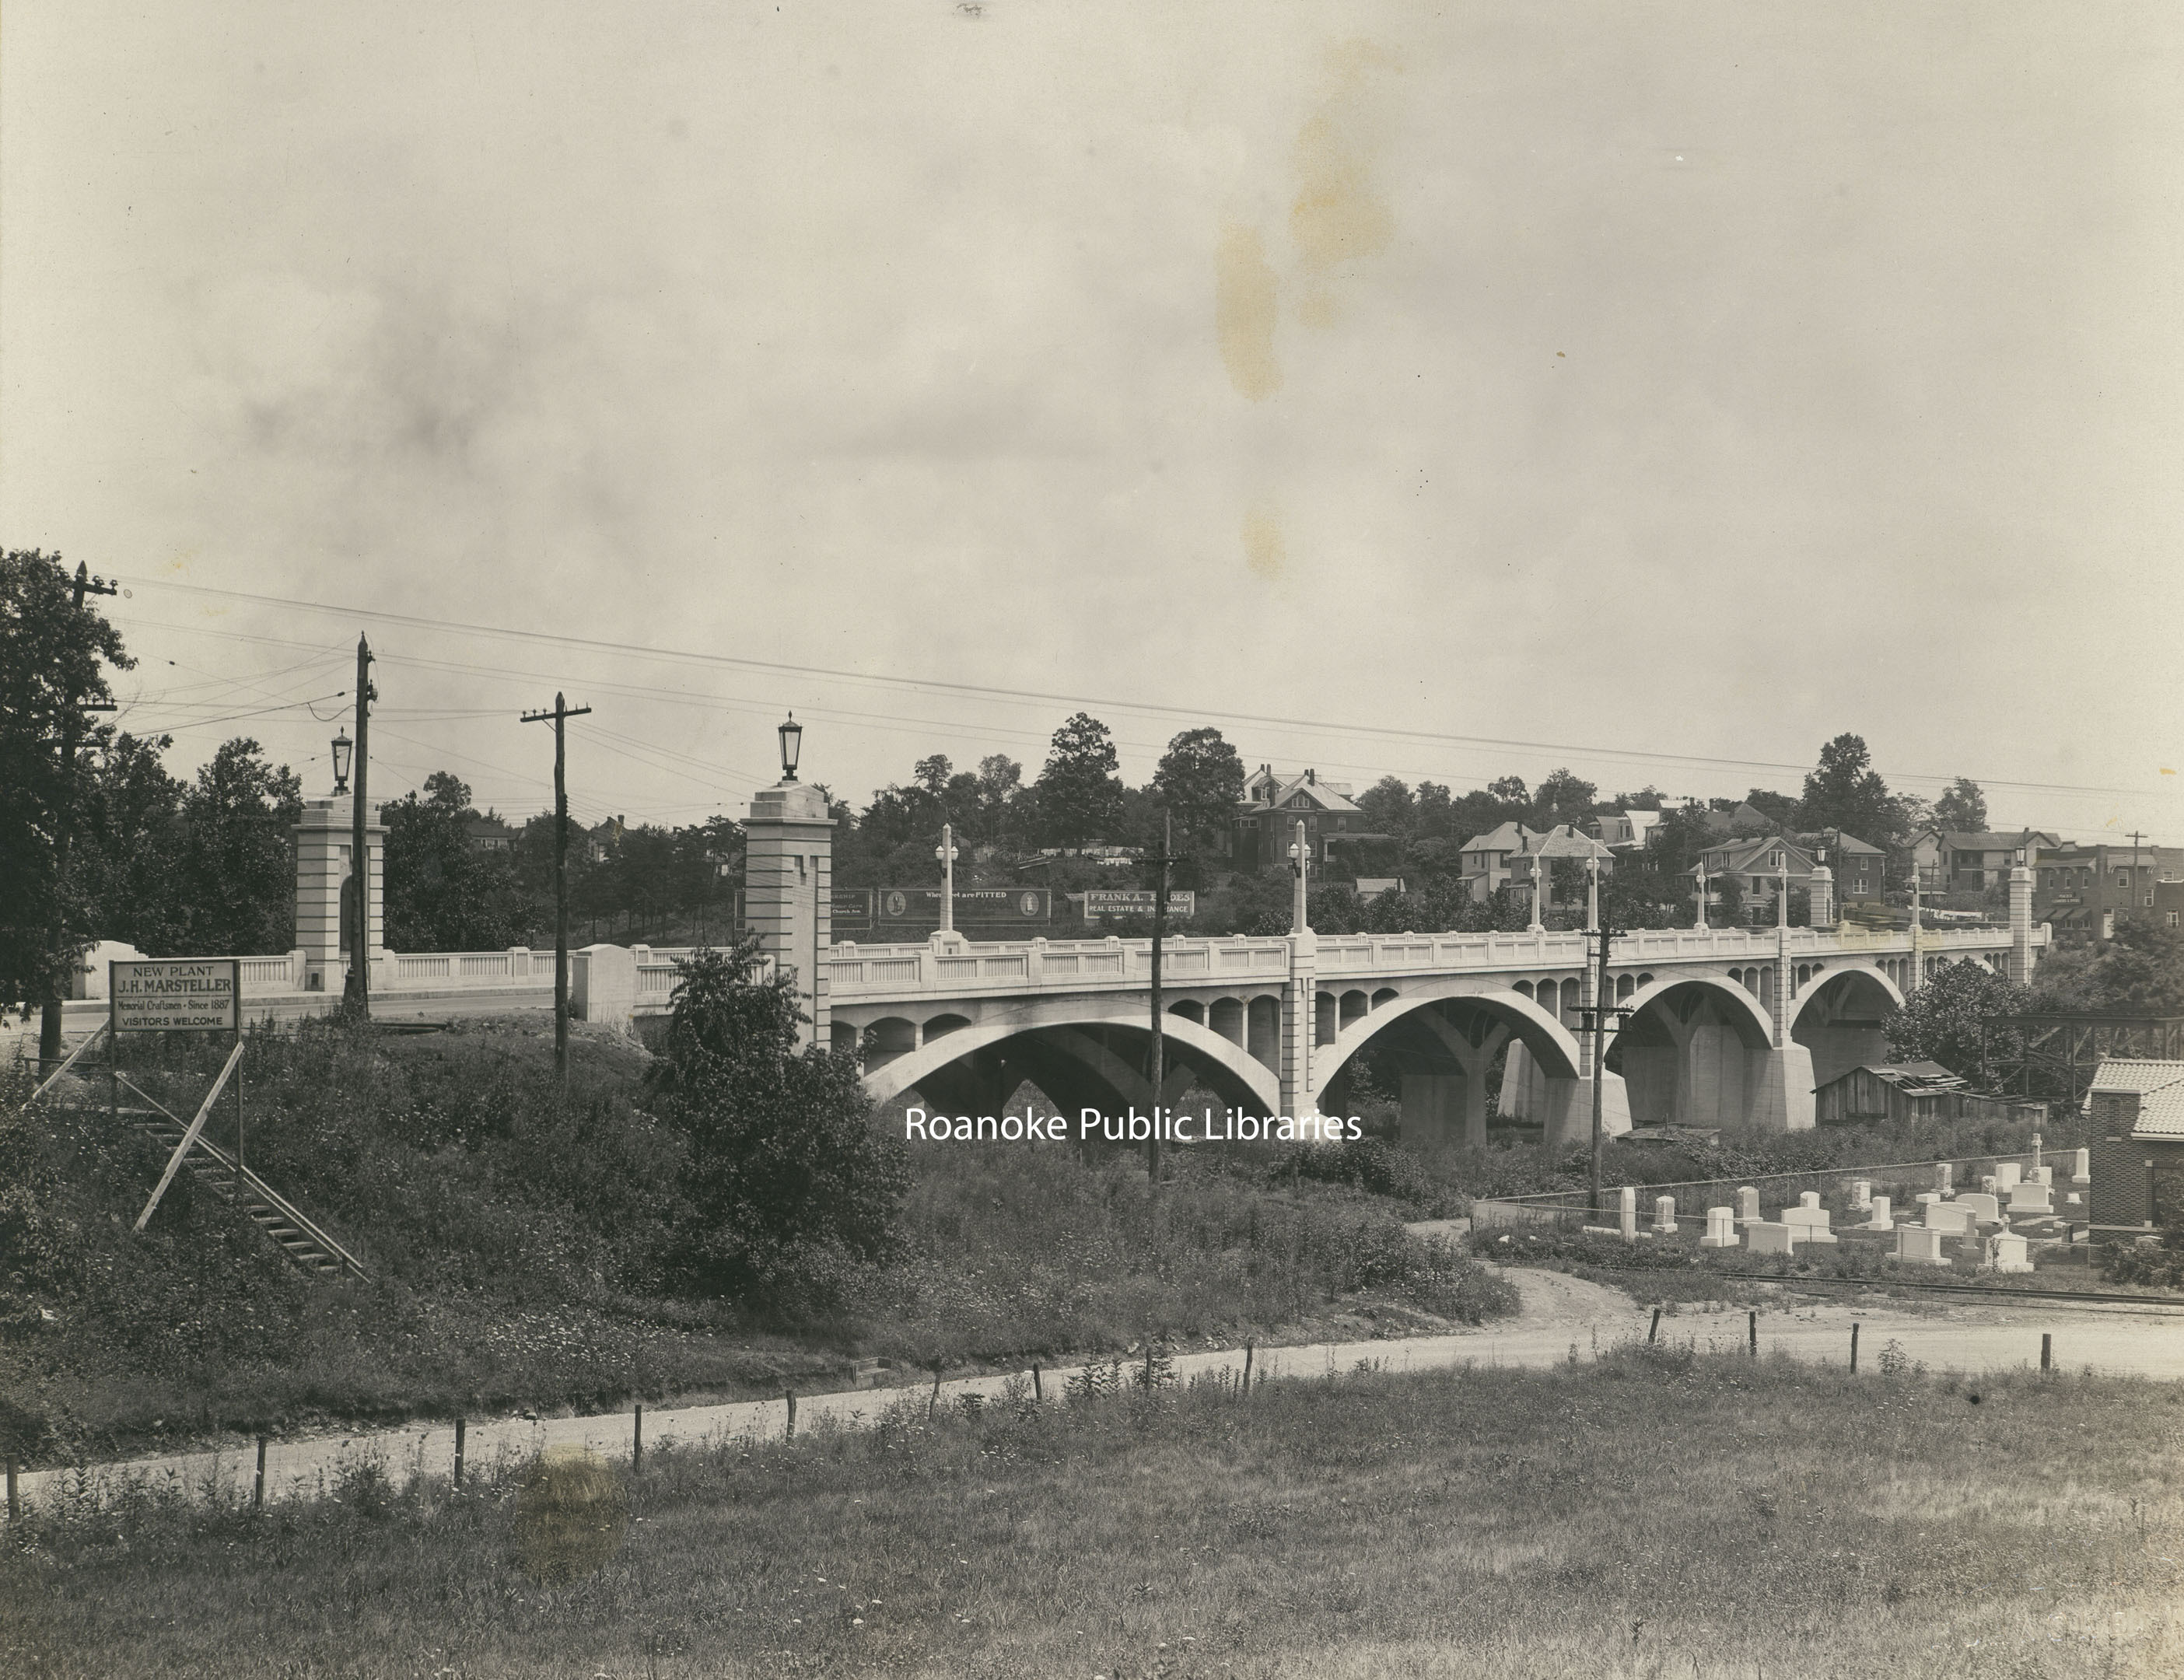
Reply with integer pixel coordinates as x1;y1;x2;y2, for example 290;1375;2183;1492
2030;1132;2044;1170
1863;1195;1893;1230
1987;1230;2033;1274
1924;1201;1975;1234
1980;1174;1999;1198
1780;1204;1838;1244
1851;1179;1873;1210
1700;1206;1739;1248
1956;1192;2000;1225
1937;1163;1954;1195
1736;1186;1761;1227
1798;1191;1822;1209
2007;1182;2053;1216
1895;1225;1951;1265
2072;1148;2091;1185
1746;1221;1797;1255
1997;1163;2022;1191
1914;1192;1939;1206
1654;1195;1678;1234
1619;1186;1638;1241
2065;1192;2083;1208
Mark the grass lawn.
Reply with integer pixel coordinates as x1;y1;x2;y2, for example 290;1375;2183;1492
6;1348;2181;1678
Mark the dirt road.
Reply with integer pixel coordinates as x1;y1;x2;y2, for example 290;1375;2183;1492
11;1268;2179;1518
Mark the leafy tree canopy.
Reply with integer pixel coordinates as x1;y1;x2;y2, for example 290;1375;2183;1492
1150;726;1245;858
1933;777;1990;834
1035;712;1124;848
647;939;908;1309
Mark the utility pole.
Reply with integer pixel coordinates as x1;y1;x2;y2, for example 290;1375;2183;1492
343;636;376;1020
522;692;593;1093
1583;893;1622;1216
1146;810;1175;1185
40;562;120;1077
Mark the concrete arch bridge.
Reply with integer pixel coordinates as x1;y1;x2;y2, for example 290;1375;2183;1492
625;919;2043;1156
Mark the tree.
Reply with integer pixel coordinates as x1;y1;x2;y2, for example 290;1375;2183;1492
647;939;908;1309
2043;918;2184;1017
1885;961;2031;1080
172;739;303;956
1035;712;1124;847
1486;775;1529;808
1741;788;1798;826
1532;768;1597;830
73;731;188;955
1150;727;1246;859
1933;778;1989;834
1797;734;1902;847
912;754;952;797
383;776;530;953
1;549;132;1013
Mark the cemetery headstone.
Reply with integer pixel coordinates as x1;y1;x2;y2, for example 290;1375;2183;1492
1851;1179;1873;1210
1746;1221;1797;1255
1701;1206;1739;1249
1956;1192;2000;1225
1736;1186;1761;1226
2071;1149;2091;1185
1654;1195;1678;1234
1895;1224;1950;1266
1863;1195;1893;1230
1937;1163;1954;1195
1997;1163;2022;1191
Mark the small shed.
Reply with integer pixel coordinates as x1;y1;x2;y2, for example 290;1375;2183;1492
1814;1062;1971;1125
2088;1060;2184;1235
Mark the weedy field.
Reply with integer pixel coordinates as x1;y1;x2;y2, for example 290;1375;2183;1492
5;1348;2179;1678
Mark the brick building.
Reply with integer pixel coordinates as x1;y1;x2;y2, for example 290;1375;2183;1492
2033;839;2184;943
1229;767;1386;873
2088;1060;2184;1235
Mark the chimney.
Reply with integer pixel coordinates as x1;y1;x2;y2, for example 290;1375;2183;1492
1305;768;1316;786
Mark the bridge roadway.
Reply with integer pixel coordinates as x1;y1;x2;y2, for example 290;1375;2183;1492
627;919;2043;1150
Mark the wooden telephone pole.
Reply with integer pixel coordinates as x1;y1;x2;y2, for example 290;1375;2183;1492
1146;811;1175;1184
343;636;376;1020
522;693;592;1091
38;563;120;1076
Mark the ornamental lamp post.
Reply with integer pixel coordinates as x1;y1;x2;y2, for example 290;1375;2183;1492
777;712;803;782
1287;821;1311;934
936;823;960;934
331;729;352;795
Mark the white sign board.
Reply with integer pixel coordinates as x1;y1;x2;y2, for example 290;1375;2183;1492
110;959;241;1034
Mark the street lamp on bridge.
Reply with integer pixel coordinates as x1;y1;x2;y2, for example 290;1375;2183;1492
936;823;960;935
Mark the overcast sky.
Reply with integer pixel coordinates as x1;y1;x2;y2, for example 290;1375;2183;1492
5;2;2180;842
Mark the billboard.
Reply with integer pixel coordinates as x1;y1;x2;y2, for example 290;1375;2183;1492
873;887;1049;924
1083;889;1197;920
110;959;241;1034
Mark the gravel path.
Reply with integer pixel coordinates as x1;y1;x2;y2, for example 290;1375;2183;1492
10;1268;2179;1519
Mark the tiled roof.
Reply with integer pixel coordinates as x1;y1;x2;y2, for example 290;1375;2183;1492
2091;1060;2184;1139
1532;824;1615;860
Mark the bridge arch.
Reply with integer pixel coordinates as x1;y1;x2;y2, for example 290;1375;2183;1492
1604;971;1778;1132
864;1008;1281;1117
1313;980;1585;1097
1616;972;1776;1046
1787;961;1903;1030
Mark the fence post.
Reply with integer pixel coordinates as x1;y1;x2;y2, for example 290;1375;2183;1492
453;1417;466;1489
633;1402;643;1472
2042;1332;2053;1373
1031;1363;1041;1403
1850;1322;1859;1374
1242;1341;1255;1399
785;1391;796;1441
1748;1311;1759;1358
1648;1307;1661;1345
254;1436;268;1508
929;1364;942;1419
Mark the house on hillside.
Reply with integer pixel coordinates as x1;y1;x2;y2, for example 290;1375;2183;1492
1229;767;1389;873
2088;1060;2184;1234
1455;820;1546;902
466;816;516;854
2035;838;2184;943
1795;828;1886;905
1910;828;2061;894
1696;834;1821;917
1591;809;1663;852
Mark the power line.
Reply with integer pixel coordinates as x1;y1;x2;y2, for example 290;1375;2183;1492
111;574;2161;802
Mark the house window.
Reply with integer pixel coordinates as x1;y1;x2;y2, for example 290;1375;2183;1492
2169;913;2179;929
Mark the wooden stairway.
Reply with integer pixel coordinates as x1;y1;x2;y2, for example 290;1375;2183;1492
125;1109;369;1281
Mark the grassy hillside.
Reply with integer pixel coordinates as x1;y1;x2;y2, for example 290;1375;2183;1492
5;1349;2178;1678
1;1019;1513;1462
